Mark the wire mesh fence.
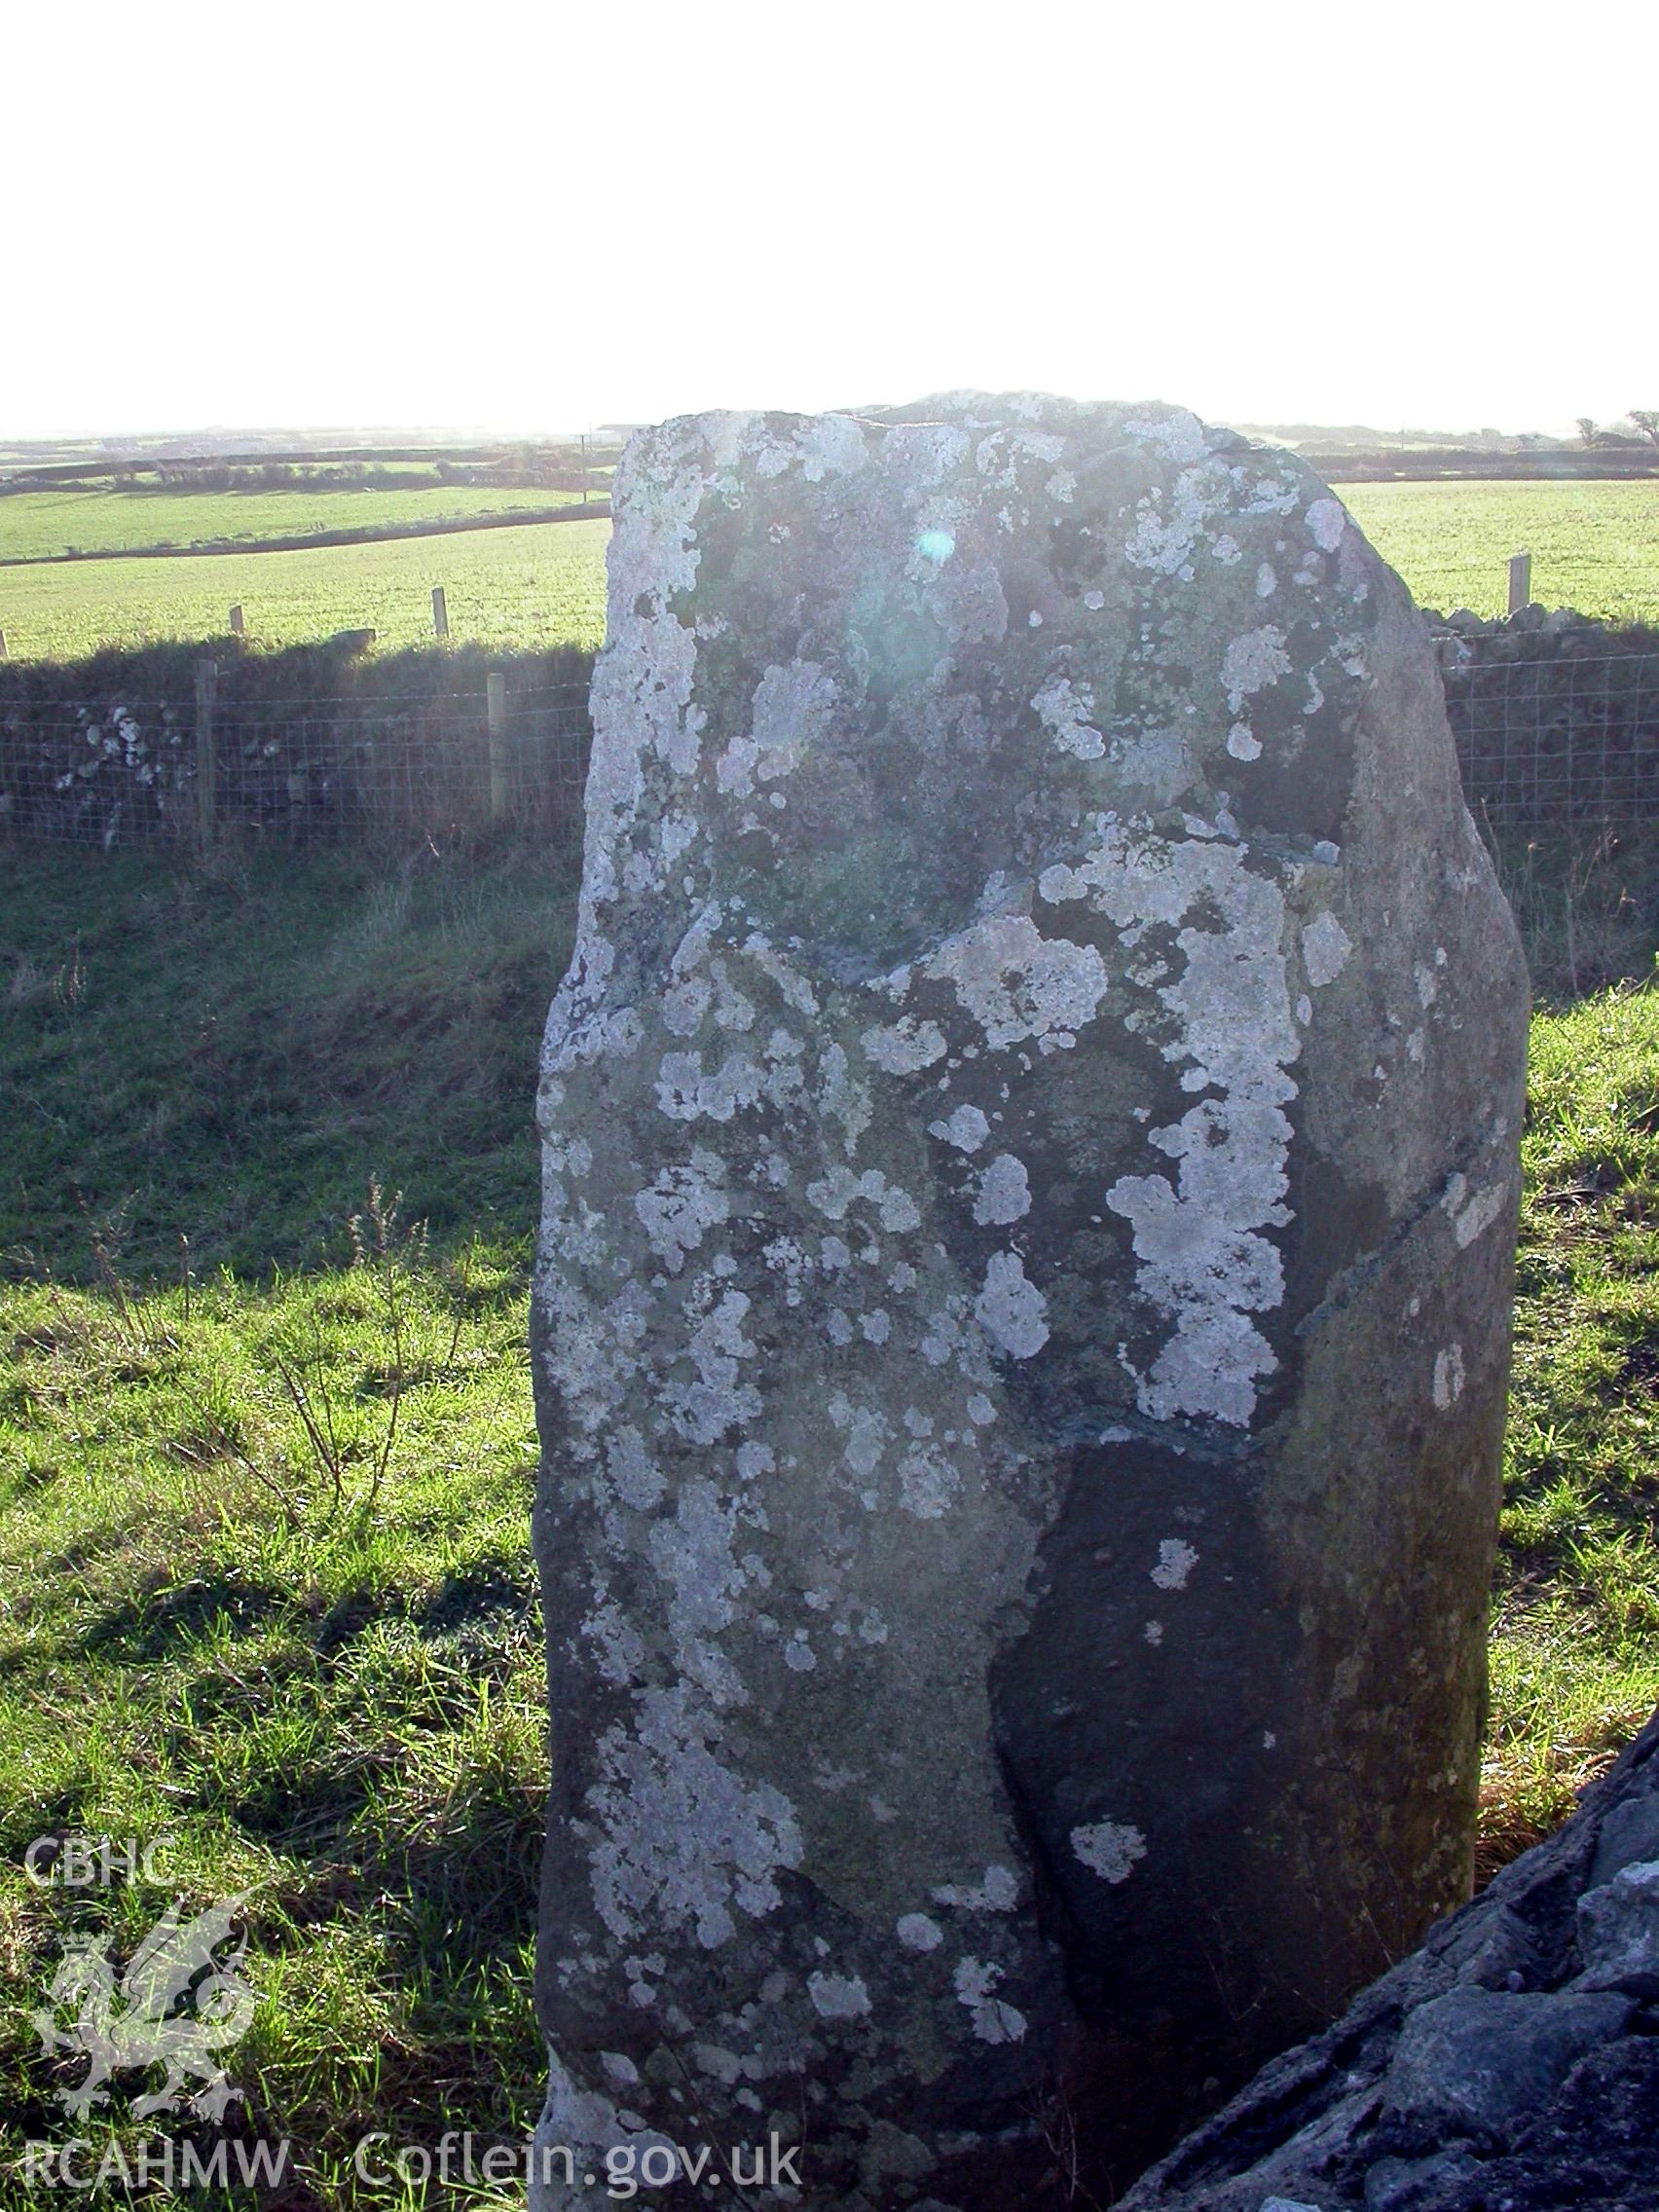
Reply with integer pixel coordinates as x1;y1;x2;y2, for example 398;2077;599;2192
2;646;1655;849
1437;646;1659;831
0;674;592;848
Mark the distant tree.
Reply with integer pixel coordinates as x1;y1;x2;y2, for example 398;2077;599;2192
1576;417;1602;447
1630;410;1659;449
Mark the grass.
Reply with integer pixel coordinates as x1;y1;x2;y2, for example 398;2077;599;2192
0;846;578;2207
1338;477;1659;624
1492;828;1659;1006
0;845;580;1279
0;484;589;567
0;520;610;664
0;1223;549;2207
0;827;1654;2204
1481;982;1659;1869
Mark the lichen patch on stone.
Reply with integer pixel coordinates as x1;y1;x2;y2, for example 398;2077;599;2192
807;1970;872;2019
1151;1539;1198;1591
974;1252;1051;1360
589;1687;804;1950
1071;1821;1149;1884
953;1956;1027;2044
1302;910;1354;988
922;914;1111;1053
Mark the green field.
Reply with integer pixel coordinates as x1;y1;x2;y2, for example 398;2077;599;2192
1340;477;1659;623
0;482;588;565
0;519;610;661
0;477;1654;665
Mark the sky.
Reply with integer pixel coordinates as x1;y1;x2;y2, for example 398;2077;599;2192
7;0;1656;443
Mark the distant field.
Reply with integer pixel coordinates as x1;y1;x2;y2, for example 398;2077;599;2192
2;479;1654;663
0;480;586;564
1339;478;1659;624
0;519;609;660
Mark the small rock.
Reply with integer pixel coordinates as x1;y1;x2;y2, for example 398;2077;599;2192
1443;1901;1537;1990
1110;1710;1659;2212
1384;1986;1634;2138
1590;1795;1659;1888
1363;2149;1483;2210
1576;1861;1659;1999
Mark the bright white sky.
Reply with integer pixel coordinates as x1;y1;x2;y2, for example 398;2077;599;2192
9;0;1655;443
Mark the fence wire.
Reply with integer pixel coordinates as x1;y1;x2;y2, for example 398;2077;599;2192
2;652;1655;849
0;680;592;848
1437;647;1658;831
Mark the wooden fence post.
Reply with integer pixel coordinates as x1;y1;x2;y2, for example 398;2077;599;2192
432;586;449;640
1507;551;1532;616
229;605;244;635
195;658;218;848
487;672;508;821
0;628;8;659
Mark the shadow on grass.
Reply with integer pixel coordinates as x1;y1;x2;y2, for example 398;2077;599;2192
83;1572;285;1660
412;1558;535;1637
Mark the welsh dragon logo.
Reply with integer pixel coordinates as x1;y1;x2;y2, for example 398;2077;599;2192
31;1894;255;2120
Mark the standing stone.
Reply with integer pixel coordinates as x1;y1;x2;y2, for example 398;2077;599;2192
531;395;1529;2207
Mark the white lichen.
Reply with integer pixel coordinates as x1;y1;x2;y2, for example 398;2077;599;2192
1433;1343;1466;1410
1441;1172;1507;1249
1095;829;1299;1427
1150;1538;1198;1591
588;1686;803;1949
634;1153;730;1273
1031;676;1105;761
862;1018;947;1075
974;1253;1050;1360
1302;911;1353;987
934;1864;1019;1910
898;1442;960;1519
1305;497;1347;552
807;1971;871;2019
973;1154;1032;1227
1221;625;1292;716
1070;1820;1148;1884
922;913;1110;1052
952;1957;1026;2044
929;1103;991;1153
